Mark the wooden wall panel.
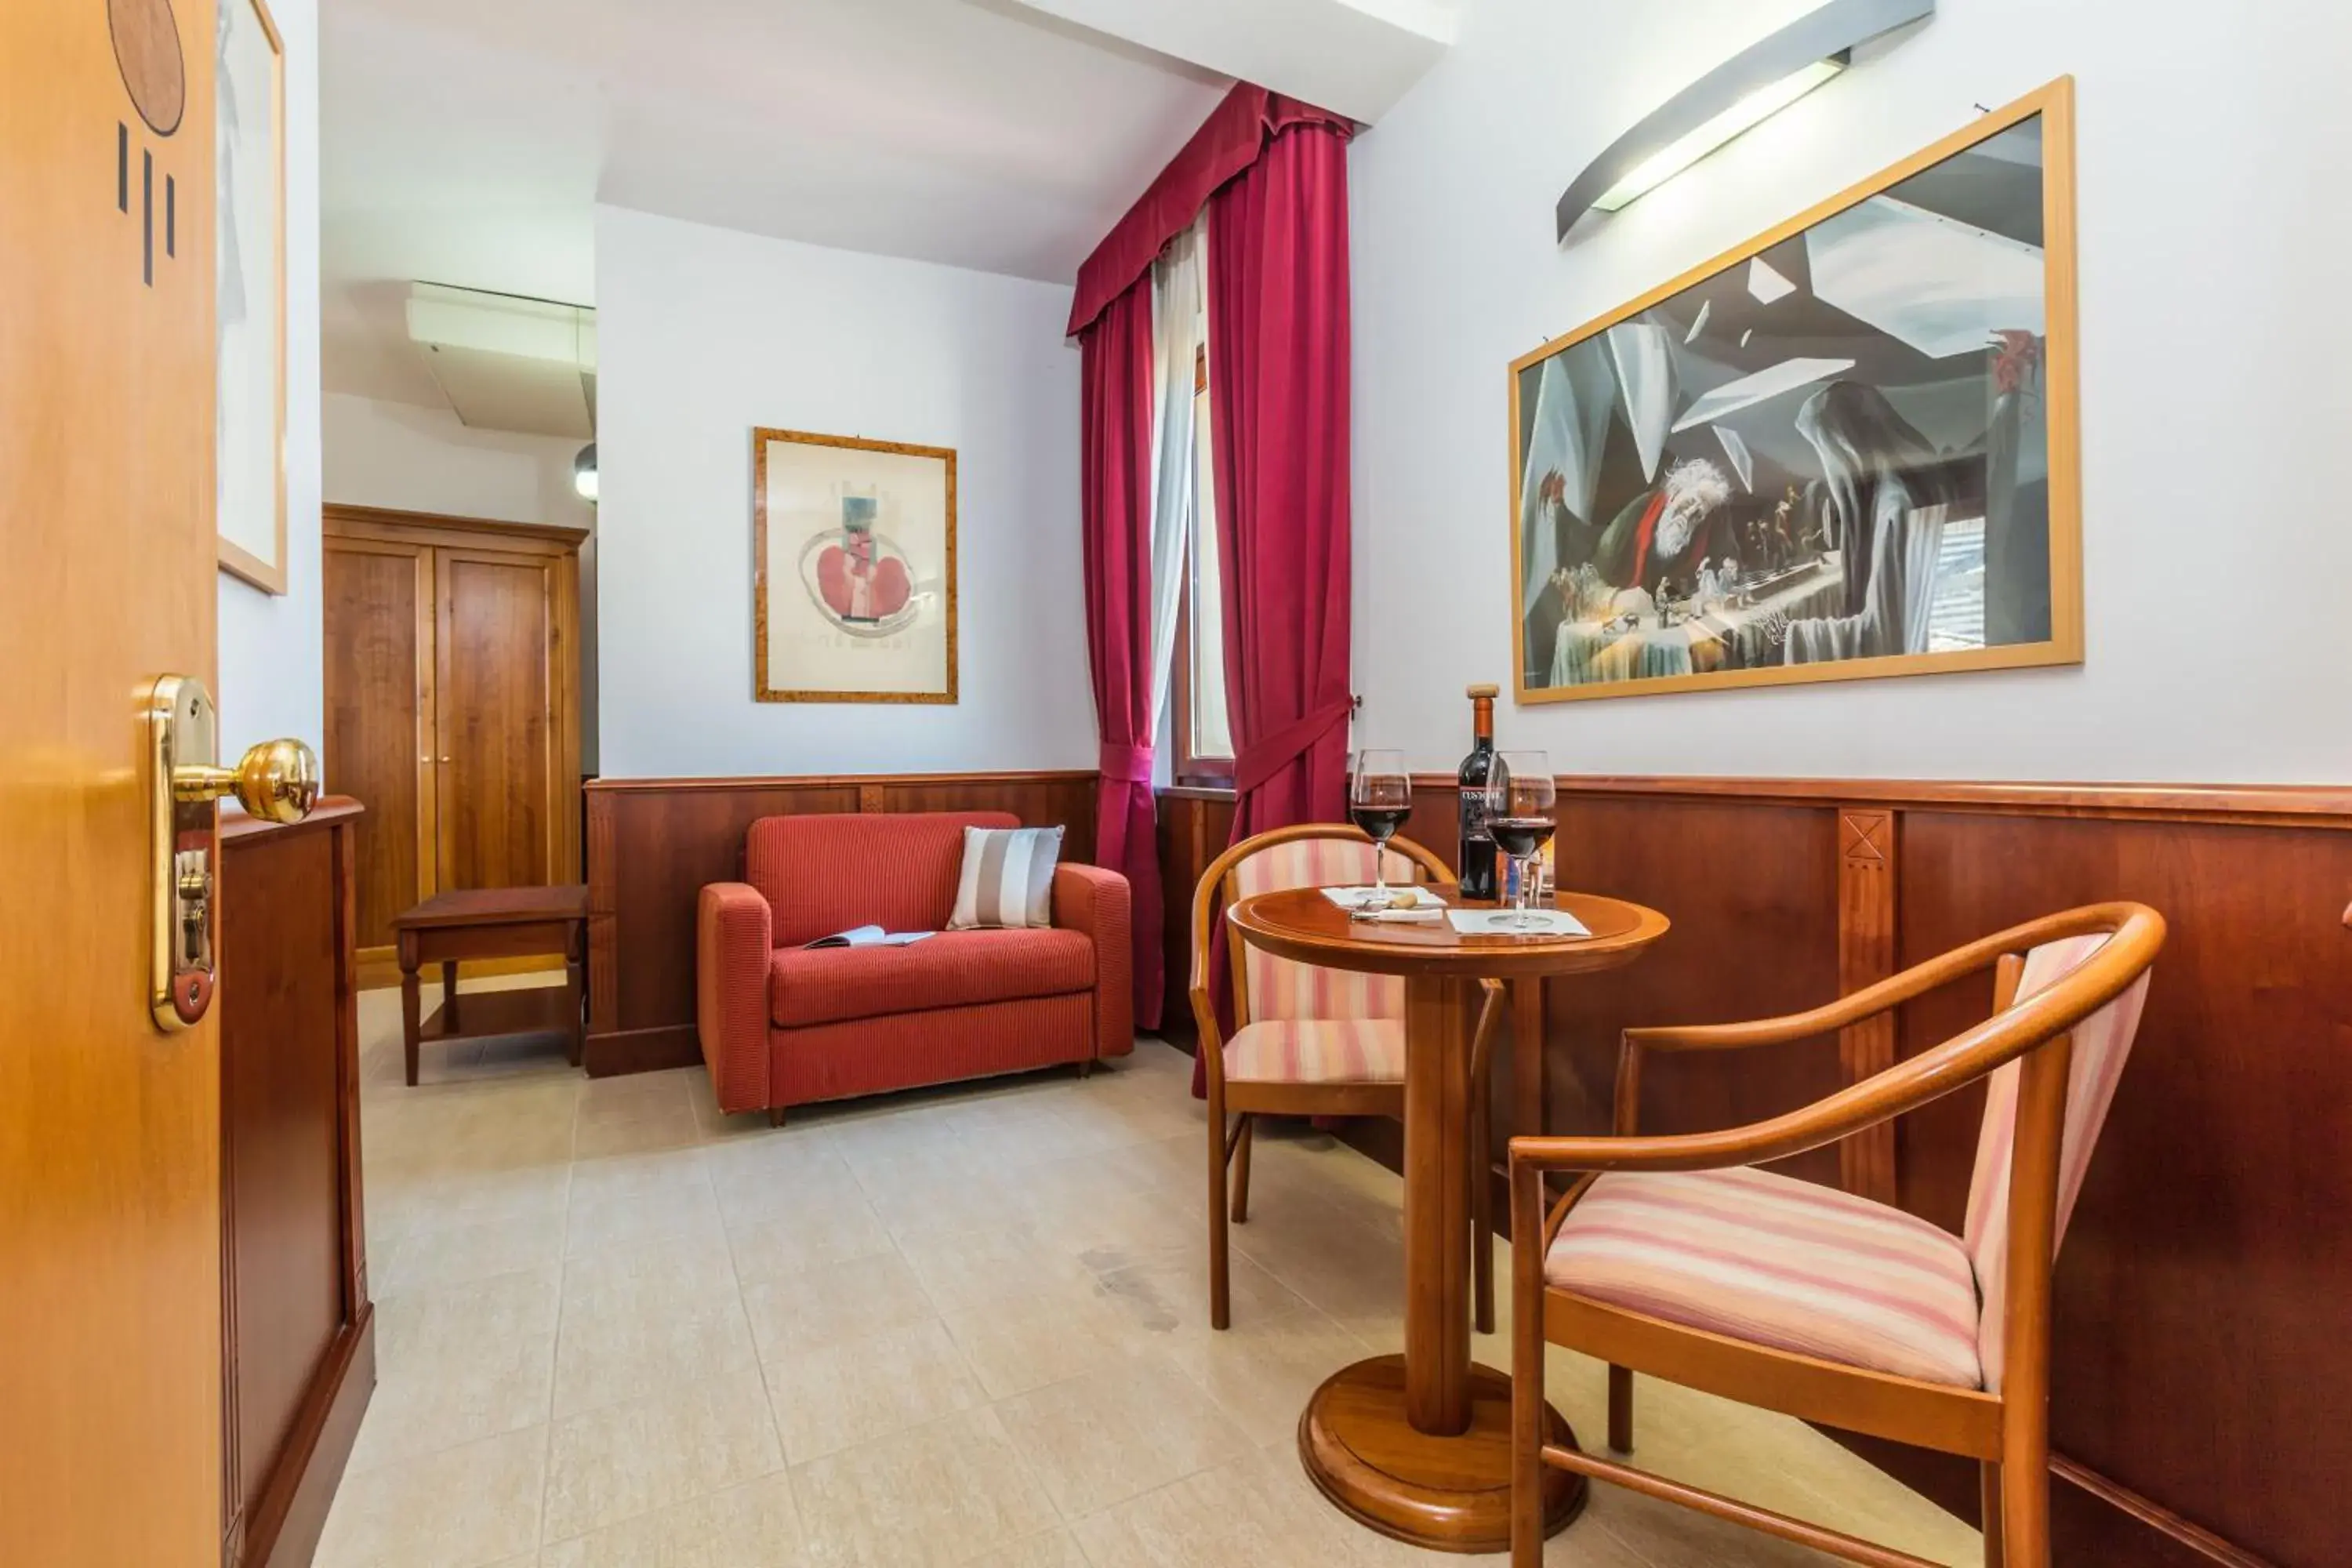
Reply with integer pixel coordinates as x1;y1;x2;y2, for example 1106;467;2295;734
1155;773;2352;1568
1897;810;2352;1568
218;800;374;1568
586;771;1098;1075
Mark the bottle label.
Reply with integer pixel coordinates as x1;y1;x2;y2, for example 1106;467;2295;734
1460;792;1490;842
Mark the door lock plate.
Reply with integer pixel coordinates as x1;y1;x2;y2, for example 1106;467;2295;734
150;675;220;1029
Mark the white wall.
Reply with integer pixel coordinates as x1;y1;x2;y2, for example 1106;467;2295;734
1351;0;2352;782
594;206;1094;779
218;0;321;760
322;392;601;768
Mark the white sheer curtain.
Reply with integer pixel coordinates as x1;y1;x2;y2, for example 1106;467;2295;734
1145;220;1205;748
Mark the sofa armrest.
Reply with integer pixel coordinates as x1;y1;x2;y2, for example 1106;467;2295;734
697;883;773;1114
1054;862;1134;1062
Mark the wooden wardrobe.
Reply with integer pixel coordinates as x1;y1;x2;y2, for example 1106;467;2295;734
324;505;586;971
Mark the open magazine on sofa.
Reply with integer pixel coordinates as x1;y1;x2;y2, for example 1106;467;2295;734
801;924;934;950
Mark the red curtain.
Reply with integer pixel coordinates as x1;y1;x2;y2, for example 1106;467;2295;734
1078;281;1164;1029
1192;113;1357;1095
1208;118;1356;845
1068;86;1354;339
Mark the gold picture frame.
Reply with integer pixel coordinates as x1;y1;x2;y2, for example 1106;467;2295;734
753;426;960;704
1509;77;2081;705
215;0;287;594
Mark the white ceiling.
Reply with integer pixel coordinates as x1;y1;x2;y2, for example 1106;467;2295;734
322;0;1460;411
321;0;1236;406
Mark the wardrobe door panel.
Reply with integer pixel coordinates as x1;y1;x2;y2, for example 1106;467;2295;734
435;549;557;891
324;539;434;951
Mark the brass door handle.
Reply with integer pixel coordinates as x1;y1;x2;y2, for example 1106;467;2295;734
175;735;320;824
148;677;321;1030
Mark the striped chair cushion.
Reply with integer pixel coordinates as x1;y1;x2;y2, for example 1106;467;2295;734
1546;1166;1984;1388
948;825;1064;931
1222;1018;1406;1085
1964;933;2151;1392
1231;837;1420;1024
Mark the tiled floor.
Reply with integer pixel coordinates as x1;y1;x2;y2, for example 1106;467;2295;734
325;975;1984;1567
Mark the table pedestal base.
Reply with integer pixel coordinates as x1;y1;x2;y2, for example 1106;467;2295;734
1297;1354;1584;1554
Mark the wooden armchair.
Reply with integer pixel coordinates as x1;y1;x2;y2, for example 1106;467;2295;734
1507;903;2165;1568
1192;823;1507;1330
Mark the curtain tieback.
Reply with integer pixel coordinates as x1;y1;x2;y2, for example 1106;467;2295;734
1232;697;1352;797
1098;742;1156;786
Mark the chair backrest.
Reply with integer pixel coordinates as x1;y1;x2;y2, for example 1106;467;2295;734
1222;828;1435;1025
745;811;1018;946
1962;931;2153;1392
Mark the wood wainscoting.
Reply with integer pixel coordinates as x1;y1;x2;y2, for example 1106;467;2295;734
219;799;375;1568
583;771;1098;1076
1158;775;2352;1568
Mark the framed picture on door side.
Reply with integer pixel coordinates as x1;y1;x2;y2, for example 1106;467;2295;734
216;0;287;593
753;426;959;704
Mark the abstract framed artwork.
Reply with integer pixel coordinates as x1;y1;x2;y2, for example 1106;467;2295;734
1510;77;2080;704
215;0;286;593
753;426;959;704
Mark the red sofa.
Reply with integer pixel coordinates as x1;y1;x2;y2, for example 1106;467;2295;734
695;811;1133;1119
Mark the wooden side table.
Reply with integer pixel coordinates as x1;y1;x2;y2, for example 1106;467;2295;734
390;885;589;1086
1226;885;1669;1554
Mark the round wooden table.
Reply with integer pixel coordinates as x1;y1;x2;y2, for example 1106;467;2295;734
1227;884;1669;1554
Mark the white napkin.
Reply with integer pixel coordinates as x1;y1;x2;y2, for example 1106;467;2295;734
1320;885;1446;911
1445;908;1591;938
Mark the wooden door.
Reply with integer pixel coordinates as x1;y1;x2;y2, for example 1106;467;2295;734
0;2;225;1563
435;546;575;891
324;538;437;949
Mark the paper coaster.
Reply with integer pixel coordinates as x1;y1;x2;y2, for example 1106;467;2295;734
1446;908;1591;938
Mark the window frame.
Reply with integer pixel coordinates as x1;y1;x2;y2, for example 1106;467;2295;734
1171;342;1233;788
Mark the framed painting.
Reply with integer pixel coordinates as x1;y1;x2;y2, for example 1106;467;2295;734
1510;78;2080;704
215;0;286;593
754;426;959;704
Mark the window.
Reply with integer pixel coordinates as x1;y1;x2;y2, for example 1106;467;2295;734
1174;342;1233;781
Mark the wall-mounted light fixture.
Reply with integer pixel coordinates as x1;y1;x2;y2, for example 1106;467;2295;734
1555;0;1933;242
573;442;597;503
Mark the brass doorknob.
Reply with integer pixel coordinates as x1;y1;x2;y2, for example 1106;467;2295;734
174;736;321;824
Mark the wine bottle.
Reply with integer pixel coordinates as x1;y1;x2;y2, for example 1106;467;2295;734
1457;684;1498;900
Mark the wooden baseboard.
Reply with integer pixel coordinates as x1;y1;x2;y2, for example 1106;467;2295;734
247;1306;375;1568
583;1023;701;1077
357;948;564;992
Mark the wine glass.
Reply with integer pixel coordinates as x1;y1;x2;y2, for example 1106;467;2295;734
1349;750;1413;911
1483;751;1557;931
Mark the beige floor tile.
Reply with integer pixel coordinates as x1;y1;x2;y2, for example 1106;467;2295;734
1087;1240;1311;1336
895;1221;1102;1316
376;1266;564;1365
564;1176;726;1258
376;1213;568;1301
789;1406;1056;1568
315;1425;546;1568
727;1196;896;1283
336;1020;1976;1568
542;1375;784;1541
540;1472;802;1567
561;1232;740;1318
348;1327;558;1474
940;1283;1147;1400
1157;1307;1371;1448
992;1352;1254;1517
553;1292;760;1417
964;1530;1089;1568
765;1316;985;1461
1065;1446;1380;1568
741;1250;938;1356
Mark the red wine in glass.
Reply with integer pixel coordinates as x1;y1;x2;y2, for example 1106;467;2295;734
1349;804;1412;845
1487;816;1555;861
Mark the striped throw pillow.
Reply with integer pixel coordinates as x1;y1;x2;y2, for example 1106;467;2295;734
948;825;1063;930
